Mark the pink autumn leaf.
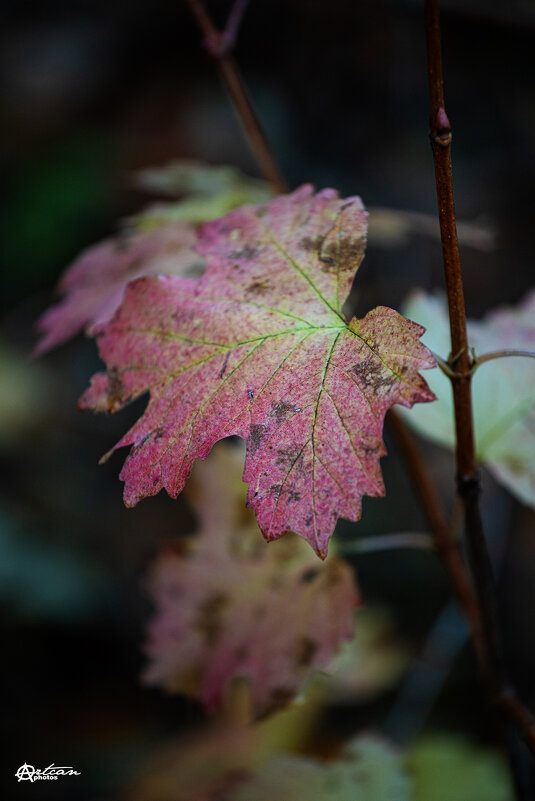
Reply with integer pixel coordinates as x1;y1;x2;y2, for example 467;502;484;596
80;185;436;556
35;221;203;355
142;443;360;715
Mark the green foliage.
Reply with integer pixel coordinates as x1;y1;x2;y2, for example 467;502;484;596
407;736;513;801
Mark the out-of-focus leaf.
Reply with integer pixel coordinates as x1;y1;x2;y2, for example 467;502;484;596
407;735;513;801
127;728;512;801
126;723;255;801
231;736;410;801
143;442;360;716
131;160;271;228
368;208;495;251
35;222;203;354
36;161;270;354
319;608;410;703
128;693;323;801
132;188;272;229
400;290;535;507
0;340;50;447
132;160;270;201
81;185;435;556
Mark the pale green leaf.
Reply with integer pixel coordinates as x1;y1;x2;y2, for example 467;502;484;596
399;290;535;507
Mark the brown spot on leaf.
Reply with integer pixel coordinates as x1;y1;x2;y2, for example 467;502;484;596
351;359;397;393
106;366;125;408
286;488;302;503
319;233;365;274
301;567;319;583
248;424;267;455
247;279;271;295
300;235;324;253
229;245;259;260
270;399;295;423
292;636;318;668
194;592;230;644
301;231;365;274
268;687;295;711
276;447;295;467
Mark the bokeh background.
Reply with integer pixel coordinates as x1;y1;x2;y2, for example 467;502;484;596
2;0;535;798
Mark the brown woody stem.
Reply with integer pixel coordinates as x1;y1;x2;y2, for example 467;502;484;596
424;0;535;775
387;410;490;680
185;0;287;194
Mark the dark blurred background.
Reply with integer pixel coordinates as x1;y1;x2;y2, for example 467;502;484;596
2;0;535;798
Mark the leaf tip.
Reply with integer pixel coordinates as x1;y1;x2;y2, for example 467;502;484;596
98;448;114;465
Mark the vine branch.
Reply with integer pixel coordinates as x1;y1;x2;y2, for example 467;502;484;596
387;410;489;679
424;0;535;775
185;0;287;194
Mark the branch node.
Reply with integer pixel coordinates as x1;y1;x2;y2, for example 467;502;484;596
202;32;232;59
432;106;452;146
457;472;481;501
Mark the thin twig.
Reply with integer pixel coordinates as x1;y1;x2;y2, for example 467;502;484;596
185;0;287;194
221;0;251;53
424;0;535;776
497;693;535;758
387;410;489;679
338;531;434;554
475;349;535;366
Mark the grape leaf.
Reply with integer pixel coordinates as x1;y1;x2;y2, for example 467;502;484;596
80;185;435;556
36;162;272;355
35;221;203;355
398;290;535;508
143;442;359;716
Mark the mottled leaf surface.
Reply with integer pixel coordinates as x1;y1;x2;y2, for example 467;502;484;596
36;162;271;354
81;185;435;555
143;443;359;715
36;222;202;354
399;290;535;508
